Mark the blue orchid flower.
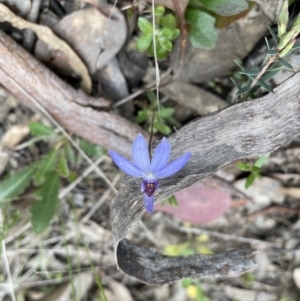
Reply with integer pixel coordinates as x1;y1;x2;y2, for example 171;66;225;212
108;134;191;213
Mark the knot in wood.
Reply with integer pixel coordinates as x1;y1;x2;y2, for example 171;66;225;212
245;111;254;120
242;137;255;150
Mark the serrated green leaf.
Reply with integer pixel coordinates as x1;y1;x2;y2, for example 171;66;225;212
185;9;217;49
30;172;60;234
57;152;69;178
276;58;294;70
79;139;105;158
159;107;175;119
138;17;153;34
29;121;56;137
254;155;269;168
258;80;274;93
160;13;177;28
0;164;38;206
260;69;280;81
236;162;251;171
136;33;153;51
245;173;255;188
199;0;248;16
34;149;58;185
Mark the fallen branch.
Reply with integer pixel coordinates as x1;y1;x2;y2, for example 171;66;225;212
0;31;146;157
111;71;300;284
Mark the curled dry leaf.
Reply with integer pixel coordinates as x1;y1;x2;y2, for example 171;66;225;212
155;180;232;225
0;4;92;93
54;6;127;73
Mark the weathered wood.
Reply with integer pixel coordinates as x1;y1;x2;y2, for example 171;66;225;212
0;31;146;157
111;71;300;284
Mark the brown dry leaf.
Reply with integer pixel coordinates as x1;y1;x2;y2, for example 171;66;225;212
0;124;29;174
54;6;127;73
146;0;190;13
0;4;92;93
155;181;232;225
172;4;272;83
161;81;228;115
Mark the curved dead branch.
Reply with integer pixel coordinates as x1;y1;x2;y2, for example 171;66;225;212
111;71;300;284
0;31;146;157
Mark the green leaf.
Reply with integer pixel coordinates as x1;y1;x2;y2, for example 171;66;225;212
136;33;153;51
276;58;294;70
239;70;258;76
250;166;260;173
154;122;171;134
254;155;269;168
34;149;58;185
147;40;169;59
185;9;218;49
64;142;76;167
154;5;165;17
268;26;278;45
135;110;149;123
57;152;69;178
199;0;248;16
159;107;175;119
0;164;38;206
30;172;60;234
182;278;192;288
236;162;251;171
160;13;177;28
233;59;246;71
79;139;105;158
245;173;255;188
158;28;174;40
258;80;274;93
138;17;153;34
230;77;240;89
267;49;278;55
159;38;173;51
170;28;180;40
236;85;251;96
292;42;300;50
29;121;56;137
260;69;280;82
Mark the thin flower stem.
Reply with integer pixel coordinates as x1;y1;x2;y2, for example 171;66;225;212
250;55;278;88
148;109;155;160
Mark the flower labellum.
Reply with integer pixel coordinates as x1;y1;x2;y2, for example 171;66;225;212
109;134;191;213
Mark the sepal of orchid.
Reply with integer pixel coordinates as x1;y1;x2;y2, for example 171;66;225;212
108;150;144;177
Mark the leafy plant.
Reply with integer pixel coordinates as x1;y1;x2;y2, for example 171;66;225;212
231;0;300;100
136;6;180;59
236;155;269;188
186;0;249;49
136;91;176;135
182;278;210;301
0;121;105;234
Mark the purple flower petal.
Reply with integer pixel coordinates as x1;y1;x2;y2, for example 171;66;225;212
109;150;144;177
150;137;171;173
132;134;150;173
154;152;191;179
143;194;155;213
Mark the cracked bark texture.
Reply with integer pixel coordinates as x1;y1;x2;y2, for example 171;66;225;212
111;71;300;284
